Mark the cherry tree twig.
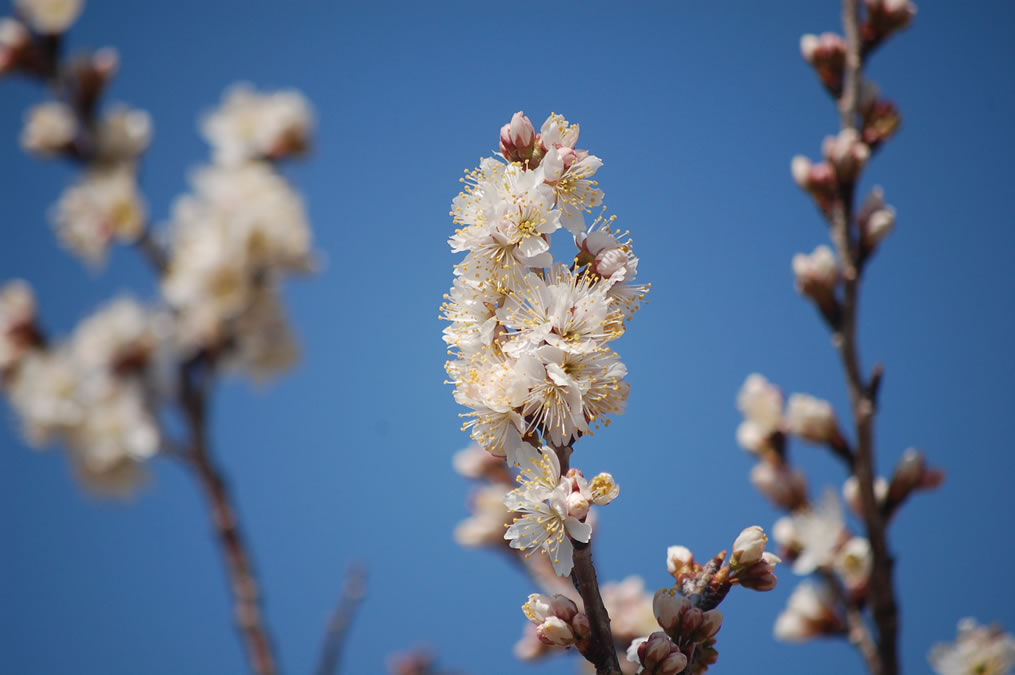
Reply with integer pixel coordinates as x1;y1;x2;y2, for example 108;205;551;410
829;1;899;672
315;564;367;675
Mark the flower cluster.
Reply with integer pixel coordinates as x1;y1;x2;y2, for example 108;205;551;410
521;593;591;649
442;111;647;468
503;446;618;576
928;618;1015;675
1;0;316;493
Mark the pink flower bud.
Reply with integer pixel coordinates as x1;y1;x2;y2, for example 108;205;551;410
694;609;724;642
822;128;870;181
549;594;578;623
570;612;591;639
500;111;536;163
738;552;781;592
566;491;590;520
792;245;839;299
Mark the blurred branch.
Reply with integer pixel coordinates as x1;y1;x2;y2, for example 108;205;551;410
829;2;898;673
316;564;367;675
179;357;278;675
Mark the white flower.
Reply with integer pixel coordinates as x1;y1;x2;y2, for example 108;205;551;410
201;83;313;165
834;536;872;593
773;580;840;642
225;287;299;379
929;618;1015;675
784;393;839;443
790;488;845;574
95;105;153;160
7;349;81;444
504;447;591;576
454;483;513;548
52;166;146;265
14;0;82;33
0;279;38;373
71;296;163;373
736;373;783;453
20;102;77;156
666;545;695;578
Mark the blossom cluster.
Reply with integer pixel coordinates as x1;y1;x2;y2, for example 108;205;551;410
1;1;316;494
442;111;647;468
929;618;1015;675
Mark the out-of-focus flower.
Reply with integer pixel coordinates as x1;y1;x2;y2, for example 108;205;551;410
0;279;40;375
750;461;808;511
799;32;846;92
834;536;871;597
224;288;299;379
842;474;889;516
792;245;838;300
0;18;31;74
886;447;944;506
736;373;783;454
454;482;513;548
52;166;146;265
71;296;164;374
784;393;841;445
20;102;77;156
822;128;870;182
774;580;842;642
201;83;313;166
452;442;510;482
7;349;81;444
14;0;83;34
864;0;917;44
857;186;896;249
602;576;659;645
666;546;696;580
95;104;153;161
788;488;845;574
929;618;1015;675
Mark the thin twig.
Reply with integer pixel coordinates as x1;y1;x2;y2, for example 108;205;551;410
179;359;278;675
316;564;367;675
821;570;881;673
829;2;899;673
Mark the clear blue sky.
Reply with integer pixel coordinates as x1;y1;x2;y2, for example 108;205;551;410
1;1;1013;673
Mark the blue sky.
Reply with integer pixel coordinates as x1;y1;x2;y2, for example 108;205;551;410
1;1;1014;674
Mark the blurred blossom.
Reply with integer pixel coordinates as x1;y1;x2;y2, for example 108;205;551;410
784;393;839;445
20;102;77;156
834;536;872;596
7;349;81;444
0;279;39;374
788;488;845;575
750;461;807;511
454;482;513;548
773;580;841;642
842;474;889;516
14;0;83;34
929;618;1015;675
735;373;783;454
52;166;146;266
601;576;659;645
95;104;153;161
792;245;838;299
201;83;313;166
70;296;164;374
857;186;896;248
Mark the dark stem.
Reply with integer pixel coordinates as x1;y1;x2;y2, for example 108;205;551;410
570;541;621;675
315;565;367;675
180;360;278;675
830;2;899;673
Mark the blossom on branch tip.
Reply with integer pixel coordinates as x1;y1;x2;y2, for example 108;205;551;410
929;618;1015;675
52;166;146;266
736;373;783;455
500;111;536;164
521;593;589;647
201;83;313;166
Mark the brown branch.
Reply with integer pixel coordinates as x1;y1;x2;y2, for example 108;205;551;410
828;2;899;673
316;564;367;675
180;360;278;675
570;540;621;675
545;441;619;675
821;570;881;673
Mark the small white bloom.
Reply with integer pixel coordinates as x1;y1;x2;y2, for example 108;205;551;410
21;102;77;156
95;105;153;160
773;580;839;642
504;447;592;576
790;488;845;574
52;166;146;266
835;536;872;592
731;525;768;568
736;373;783;453
792;245;838;297
201;83;313;166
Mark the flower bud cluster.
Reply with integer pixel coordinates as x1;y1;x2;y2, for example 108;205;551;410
443;111;646;467
1;286;170;495
862;0;917;51
521;593;590;648
626;584;727;674
800;32;846;94
736;373;843;457
503;446;618;576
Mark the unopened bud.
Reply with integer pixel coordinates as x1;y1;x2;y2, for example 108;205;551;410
858;186;896;249
549;594;578;623
566;491;589;520
731;525;768;568
792;245;839;299
691;609;723;643
652;589;690;634
635;633;687;674
666;545;695;579
750;462;808;511
570;612;591;640
822;128;870;182
800;32;846;92
680;606;703;637
500;111;536;163
738;552;781;592
536;616;575;646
